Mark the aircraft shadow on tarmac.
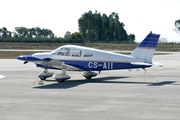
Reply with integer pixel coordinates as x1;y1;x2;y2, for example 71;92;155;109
33;76;178;89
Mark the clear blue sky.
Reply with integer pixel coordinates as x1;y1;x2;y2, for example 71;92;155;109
1;0;180;42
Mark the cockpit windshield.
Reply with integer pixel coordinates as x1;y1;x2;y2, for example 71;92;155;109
51;47;71;56
51;48;60;55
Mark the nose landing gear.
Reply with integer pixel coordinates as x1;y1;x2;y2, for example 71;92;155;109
82;71;97;79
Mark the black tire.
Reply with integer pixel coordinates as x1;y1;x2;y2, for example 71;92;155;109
58;80;65;83
40;77;46;80
85;76;92;79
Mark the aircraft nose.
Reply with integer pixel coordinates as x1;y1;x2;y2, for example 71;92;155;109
16;56;23;60
16;55;44;61
16;56;27;61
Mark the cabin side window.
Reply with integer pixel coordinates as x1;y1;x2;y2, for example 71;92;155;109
57;48;71;56
72;49;82;57
84;52;93;57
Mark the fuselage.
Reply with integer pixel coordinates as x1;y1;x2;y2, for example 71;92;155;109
32;45;151;71
16;32;161;82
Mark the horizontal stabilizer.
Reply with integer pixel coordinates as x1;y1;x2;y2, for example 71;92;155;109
131;62;163;67
152;62;164;67
131;62;152;66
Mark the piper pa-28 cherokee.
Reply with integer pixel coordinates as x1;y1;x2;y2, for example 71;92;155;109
17;32;162;83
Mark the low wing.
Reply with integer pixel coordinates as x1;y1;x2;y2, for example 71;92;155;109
16;56;82;71
43;59;82;71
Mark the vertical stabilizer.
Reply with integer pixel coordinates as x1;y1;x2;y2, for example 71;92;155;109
130;32;160;63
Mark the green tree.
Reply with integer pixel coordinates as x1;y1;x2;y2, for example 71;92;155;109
64;31;71;39
174;19;180;35
15;27;28;37
0;28;2;37
35;27;42;37
70;32;83;40
78;11;129;42
7;31;12;37
96;12;102;41
102;14;109;42
13;32;19;38
47;29;54;38
175;20;180;31
1;27;8;38
108;12;115;41
128;34;135;43
27;28;36;38
70;33;76;39
74;32;83;39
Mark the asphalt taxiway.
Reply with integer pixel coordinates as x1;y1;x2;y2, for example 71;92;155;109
0;52;180;120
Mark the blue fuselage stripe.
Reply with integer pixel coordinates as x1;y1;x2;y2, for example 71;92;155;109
36;60;151;71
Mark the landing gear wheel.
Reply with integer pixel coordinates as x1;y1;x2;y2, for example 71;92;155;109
85;76;92;79
58;80;65;83
40;77;46;80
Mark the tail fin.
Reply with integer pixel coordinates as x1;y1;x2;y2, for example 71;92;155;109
130;32;160;63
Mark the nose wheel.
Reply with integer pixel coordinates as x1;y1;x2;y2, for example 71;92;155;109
38;70;54;80
40;77;46;80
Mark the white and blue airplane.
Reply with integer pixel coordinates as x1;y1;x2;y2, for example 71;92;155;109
17;32;162;82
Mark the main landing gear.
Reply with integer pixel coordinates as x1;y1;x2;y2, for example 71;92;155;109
54;69;70;82
85;76;92;79
37;70;98;84
38;69;70;83
82;71;97;79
